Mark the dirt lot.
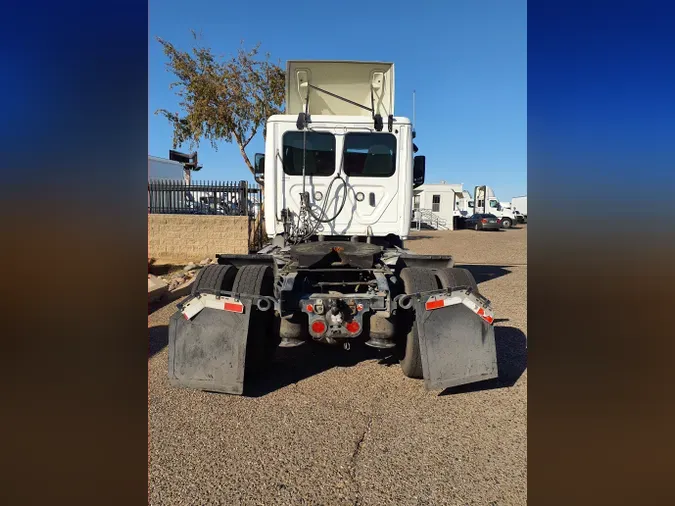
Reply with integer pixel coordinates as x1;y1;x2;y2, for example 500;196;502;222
149;225;527;505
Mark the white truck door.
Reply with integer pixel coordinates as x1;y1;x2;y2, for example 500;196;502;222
488;198;501;217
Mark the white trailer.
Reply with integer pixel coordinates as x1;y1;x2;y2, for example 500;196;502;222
148;155;190;183
412;183;463;230
455;189;474;217
512;196;527;222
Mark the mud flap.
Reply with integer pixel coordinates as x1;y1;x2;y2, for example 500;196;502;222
414;298;498;390
167;301;252;395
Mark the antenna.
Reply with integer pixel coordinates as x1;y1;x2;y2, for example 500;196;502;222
412;90;416;129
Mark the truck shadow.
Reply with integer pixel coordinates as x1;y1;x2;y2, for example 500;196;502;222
438;325;527;396
149;325;169;359
149;324;526;397
405;234;436;241
244;342;382;396
245;325;527;397
455;264;514;284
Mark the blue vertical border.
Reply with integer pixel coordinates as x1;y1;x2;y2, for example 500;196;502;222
528;1;675;504
2;2;149;505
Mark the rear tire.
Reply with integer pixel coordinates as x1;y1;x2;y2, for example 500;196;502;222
474;223;480;231
191;265;237;296
231;265;279;373
398;267;440;379
435;268;479;294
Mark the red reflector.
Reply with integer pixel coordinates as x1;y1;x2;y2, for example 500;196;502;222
483;315;494;324
311;321;326;334
425;299;446;311
477;307;485;316
224;302;244;313
306;304;314;313
345;321;360;333
183;313;189;320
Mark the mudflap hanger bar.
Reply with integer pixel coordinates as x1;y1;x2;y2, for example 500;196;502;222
394;287;494;325
177;290;277;321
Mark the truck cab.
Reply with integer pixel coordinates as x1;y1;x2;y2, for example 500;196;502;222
256;61;424;245
474;185;517;228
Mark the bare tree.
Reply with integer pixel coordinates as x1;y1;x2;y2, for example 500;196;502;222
156;34;285;179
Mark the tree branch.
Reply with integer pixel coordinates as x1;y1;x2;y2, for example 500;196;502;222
233;131;255;177
242;125;258;149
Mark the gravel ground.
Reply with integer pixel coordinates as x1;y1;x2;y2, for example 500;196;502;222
149;225;527;505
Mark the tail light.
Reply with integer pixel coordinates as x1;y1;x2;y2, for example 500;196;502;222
345;321;360;333
481;219;488;224
311;320;327;334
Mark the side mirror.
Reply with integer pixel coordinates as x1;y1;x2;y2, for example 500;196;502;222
413;155;425;188
254;153;265;175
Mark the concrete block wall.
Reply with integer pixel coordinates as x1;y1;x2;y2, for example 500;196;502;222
149;215;249;263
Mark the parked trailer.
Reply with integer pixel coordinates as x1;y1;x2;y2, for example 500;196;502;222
168;61;498;395
148;155;189;183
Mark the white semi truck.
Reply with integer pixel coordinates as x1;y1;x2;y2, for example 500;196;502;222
473;185;517;228
168;61;498;395
512;195;527;222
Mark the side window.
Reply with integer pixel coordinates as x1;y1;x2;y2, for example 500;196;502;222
489;200;498;208
432;194;441;212
282;131;336;176
343;133;397;177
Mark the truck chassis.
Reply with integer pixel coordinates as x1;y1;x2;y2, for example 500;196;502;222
168;237;498;395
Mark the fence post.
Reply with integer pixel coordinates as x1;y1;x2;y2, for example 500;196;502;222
212;182;216;215
242;180;248;217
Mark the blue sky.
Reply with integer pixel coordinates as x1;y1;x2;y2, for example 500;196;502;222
149;0;526;201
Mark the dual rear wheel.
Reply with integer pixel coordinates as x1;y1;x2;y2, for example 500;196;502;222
191;264;279;373
398;267;479;378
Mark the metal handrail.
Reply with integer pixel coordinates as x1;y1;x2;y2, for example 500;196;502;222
412;208;448;230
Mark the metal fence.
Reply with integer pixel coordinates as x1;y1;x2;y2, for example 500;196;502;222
148;179;266;252
148;179;262;217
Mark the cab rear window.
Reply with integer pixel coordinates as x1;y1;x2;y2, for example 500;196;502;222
343;133;396;177
282;131;336;176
